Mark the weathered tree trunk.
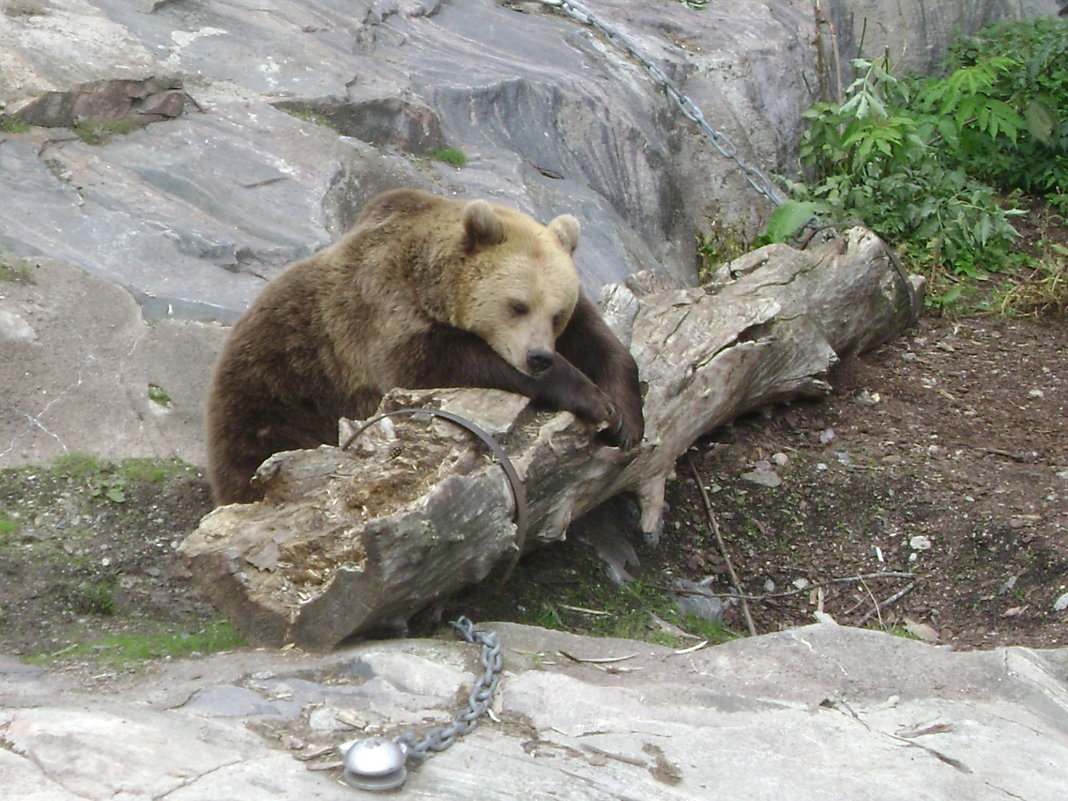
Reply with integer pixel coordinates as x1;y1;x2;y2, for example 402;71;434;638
180;228;923;649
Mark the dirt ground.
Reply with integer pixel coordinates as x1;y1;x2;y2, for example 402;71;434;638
1;303;1065;668
660;312;1067;650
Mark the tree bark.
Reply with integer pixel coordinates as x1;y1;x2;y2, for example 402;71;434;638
180;228;924;649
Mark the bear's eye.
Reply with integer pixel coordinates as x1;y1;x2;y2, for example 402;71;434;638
509;301;529;317
552;312;566;330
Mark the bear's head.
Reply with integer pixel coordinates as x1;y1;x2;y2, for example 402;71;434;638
451;200;581;377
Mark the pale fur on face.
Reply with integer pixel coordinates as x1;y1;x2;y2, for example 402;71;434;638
455;207;581;376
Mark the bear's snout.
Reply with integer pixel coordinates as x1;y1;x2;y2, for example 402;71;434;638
526;349;554;375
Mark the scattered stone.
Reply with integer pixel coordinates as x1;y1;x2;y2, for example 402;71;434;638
998;575;1018;595
0;310;36;342
909;535;933;551
853;389;881;405
903;617;940;643
671;579;726;624
819;428;836;444
1054;593;1068;612
741;468;782;488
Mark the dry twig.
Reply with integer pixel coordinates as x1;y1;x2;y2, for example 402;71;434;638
687;456;757;636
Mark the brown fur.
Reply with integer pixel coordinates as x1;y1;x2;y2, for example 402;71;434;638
206;189;644;504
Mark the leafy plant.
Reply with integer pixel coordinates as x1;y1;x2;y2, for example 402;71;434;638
784;52;1027;279
74;578;117;615
51;453;193;503
942;18;1068;197
761;200;821;244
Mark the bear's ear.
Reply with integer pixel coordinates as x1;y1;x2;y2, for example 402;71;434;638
548;214;580;254
462;200;506;251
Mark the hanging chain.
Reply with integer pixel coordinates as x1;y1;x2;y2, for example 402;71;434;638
534;0;784;206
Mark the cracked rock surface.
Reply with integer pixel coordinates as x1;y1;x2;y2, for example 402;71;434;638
2;623;1067;800
0;259;223;466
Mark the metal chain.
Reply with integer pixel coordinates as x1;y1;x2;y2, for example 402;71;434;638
535;0;784;206
393;617;503;758
341;618;503;791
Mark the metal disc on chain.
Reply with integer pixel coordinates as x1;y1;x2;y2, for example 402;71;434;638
342;737;408;791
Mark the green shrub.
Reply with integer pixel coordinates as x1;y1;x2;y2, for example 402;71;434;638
777;19;1068;283
782;52;1027;277
941;18;1068;202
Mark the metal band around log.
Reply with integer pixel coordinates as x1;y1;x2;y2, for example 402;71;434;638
340;408;529;582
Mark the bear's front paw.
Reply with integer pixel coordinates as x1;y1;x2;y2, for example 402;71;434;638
566;385;615;428
601;406;643;451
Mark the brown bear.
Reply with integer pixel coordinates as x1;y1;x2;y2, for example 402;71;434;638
206;188;644;504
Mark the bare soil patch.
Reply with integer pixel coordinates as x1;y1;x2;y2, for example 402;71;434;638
661;313;1067;650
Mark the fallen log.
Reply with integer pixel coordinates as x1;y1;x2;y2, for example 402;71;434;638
180;228;924;649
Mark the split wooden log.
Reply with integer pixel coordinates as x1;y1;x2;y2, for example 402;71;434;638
180;227;924;649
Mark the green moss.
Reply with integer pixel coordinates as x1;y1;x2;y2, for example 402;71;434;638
430;147;467;168
29;620;245;669
71;119;142;145
279;107;339;131
0;115;31;133
0;251;34;283
147;383;172;407
0;512;19;541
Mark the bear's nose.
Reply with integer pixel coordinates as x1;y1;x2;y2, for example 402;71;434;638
527;349;554;375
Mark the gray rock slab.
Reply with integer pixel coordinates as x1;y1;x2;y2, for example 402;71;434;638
0;258;224;467
1;623;1066;800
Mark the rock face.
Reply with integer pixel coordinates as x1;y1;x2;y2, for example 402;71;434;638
0;0;1057;469
2;623;1067;800
823;0;1059;89
1;0;1057;325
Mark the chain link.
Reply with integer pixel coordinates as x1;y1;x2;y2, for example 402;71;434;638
391;616;503;760
535;0;784;206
